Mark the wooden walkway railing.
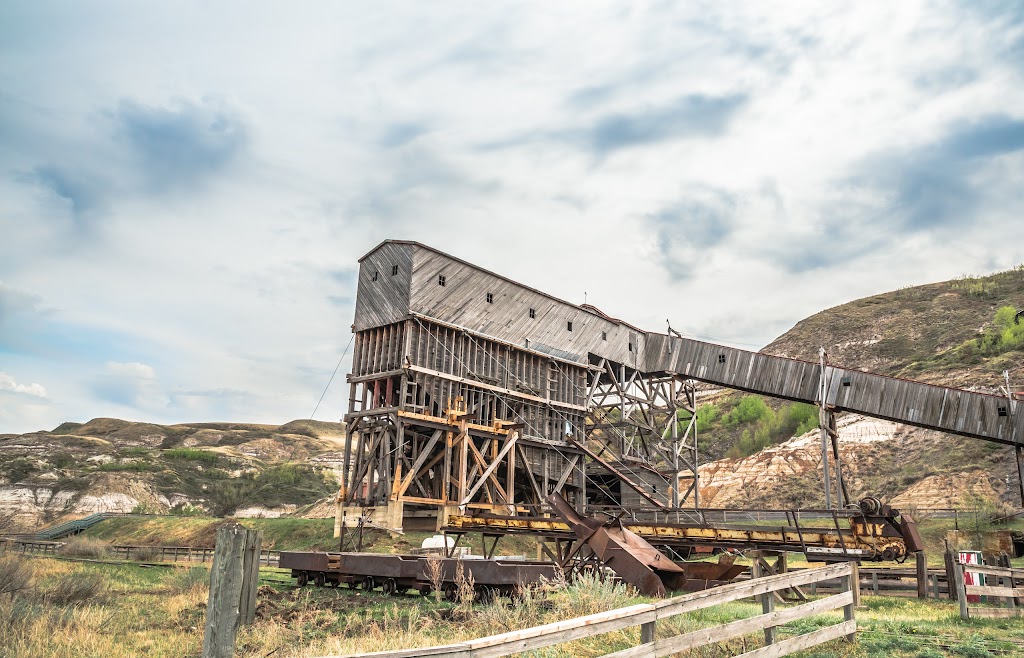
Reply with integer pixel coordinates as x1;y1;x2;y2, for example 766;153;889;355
0;538;280;566
316;562;858;658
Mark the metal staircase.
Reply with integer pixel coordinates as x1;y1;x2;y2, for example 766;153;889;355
33;512;115;540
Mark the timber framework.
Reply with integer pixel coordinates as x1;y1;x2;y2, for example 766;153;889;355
338;240;1024;534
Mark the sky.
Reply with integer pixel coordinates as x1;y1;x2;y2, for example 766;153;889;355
2;1;1024;433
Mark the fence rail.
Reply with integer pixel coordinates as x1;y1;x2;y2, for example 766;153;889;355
954;562;1024;620
315;563;857;658
0;537;280;566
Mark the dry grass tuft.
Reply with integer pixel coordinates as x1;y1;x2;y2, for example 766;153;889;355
44;572;108;606
0;555;34;597
60;536;111;559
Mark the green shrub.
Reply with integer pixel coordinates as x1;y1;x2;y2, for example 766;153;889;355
164;448;219;464
722;397;772;426
3;459;38;483
694;403;720;432
208;463;334;516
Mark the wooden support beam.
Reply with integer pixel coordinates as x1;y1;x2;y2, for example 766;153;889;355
461;431;519;506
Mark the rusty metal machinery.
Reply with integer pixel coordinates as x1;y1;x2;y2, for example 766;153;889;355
278;551;557;599
446;495;922;564
443;494;921;596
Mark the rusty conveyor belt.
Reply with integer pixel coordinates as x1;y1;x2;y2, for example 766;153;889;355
446;497;921;563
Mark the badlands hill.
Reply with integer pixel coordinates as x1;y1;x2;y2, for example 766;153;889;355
0;418;345;533
697;265;1024;511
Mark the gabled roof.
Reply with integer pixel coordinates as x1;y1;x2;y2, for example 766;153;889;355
359;239;645;332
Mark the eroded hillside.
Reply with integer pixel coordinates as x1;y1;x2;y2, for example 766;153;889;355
0;418;345;532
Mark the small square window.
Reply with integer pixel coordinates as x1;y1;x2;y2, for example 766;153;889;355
998;405;1009;417
438;275;446;287
567;321;573;332
601;331;607;341
371;270;378;281
717;354;726;364
391;265;398;276
486;293;493;303
529;308;536;319
841;376;852;387
629;342;633;352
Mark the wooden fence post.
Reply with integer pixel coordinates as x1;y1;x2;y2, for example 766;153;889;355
751;558;775;645
640;621;655;644
201;524;262;658
944;547;957;601
916;552;928;599
841;562;857;643
953;561;968;620
239;530;262;627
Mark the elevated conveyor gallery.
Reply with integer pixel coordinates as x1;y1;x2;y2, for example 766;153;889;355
644;333;1022;447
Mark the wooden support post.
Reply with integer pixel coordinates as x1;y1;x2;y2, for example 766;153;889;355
916;552;928;599
640;620;655;644
201;524;262;658
751;558;775;645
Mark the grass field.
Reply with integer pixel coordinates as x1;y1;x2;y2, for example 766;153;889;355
1;554;1022;658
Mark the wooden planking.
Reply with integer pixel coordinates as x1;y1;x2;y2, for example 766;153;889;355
645;333;1021;446
644;334;820;403
826;367;1019;445
407;244;643;368
354;242;414;331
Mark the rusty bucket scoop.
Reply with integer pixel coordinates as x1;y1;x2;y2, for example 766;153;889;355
546;493;686;597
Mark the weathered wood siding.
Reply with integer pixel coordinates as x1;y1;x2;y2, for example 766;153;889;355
645;334;1022;446
407;243;644;369
826;367;1021;445
353;241;413;331
644;334;820;403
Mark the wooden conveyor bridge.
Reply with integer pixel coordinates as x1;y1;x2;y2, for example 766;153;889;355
644;333;1022;447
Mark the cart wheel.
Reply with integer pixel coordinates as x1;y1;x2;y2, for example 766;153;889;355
420;585;432;597
382;578;397;596
443;583;458;601
314;572;326;587
297;571;309;587
361;576;376;592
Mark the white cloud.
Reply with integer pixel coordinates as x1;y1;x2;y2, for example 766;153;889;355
0;1;1022;433
0;372;47;399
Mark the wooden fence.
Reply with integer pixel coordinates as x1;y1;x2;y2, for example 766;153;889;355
953;562;1024;620
317;562;858;658
0;537;279;566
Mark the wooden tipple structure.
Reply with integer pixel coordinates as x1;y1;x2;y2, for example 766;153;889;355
339;240;1024;534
